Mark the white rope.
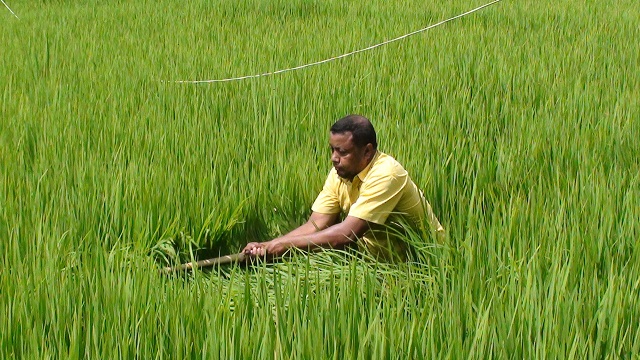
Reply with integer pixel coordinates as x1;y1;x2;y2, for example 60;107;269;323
173;0;502;84
1;0;18;19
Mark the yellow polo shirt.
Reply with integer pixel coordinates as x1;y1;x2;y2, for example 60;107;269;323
312;151;444;260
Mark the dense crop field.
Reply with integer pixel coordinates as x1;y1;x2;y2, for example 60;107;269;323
1;0;639;358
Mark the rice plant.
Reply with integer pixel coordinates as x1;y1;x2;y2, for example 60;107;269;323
1;0;639;358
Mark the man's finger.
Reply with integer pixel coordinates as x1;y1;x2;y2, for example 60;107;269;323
251;247;264;256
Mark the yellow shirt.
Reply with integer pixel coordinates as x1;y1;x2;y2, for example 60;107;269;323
312;151;444;260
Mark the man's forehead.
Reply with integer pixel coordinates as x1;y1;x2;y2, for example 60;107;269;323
329;131;354;146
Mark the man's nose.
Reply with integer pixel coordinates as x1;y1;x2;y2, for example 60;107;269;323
331;151;339;163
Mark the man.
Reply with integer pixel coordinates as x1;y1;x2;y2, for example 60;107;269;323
243;114;444;261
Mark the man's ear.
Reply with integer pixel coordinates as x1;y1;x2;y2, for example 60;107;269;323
364;143;375;160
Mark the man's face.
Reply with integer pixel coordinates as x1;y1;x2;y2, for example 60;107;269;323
329;131;374;181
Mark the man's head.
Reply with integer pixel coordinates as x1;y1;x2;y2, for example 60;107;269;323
329;114;377;181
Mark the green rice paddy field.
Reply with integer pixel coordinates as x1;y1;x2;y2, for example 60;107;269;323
1;0;639;358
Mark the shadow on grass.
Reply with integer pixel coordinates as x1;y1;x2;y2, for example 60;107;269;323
151;211;276;270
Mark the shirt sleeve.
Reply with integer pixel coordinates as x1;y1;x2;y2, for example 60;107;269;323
311;170;341;214
348;167;408;225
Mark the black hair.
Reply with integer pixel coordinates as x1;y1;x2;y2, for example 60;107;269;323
330;114;377;149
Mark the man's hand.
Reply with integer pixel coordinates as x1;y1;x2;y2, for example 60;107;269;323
243;239;288;258
243;242;266;257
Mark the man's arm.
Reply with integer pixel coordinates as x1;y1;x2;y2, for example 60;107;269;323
281;211;340;237
242;212;338;256
243;215;369;257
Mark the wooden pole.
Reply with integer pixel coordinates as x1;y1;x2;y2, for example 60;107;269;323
159;252;246;274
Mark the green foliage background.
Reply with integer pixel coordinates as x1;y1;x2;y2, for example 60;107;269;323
1;0;639;358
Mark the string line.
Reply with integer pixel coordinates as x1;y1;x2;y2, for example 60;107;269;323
2;0;19;19
173;0;502;84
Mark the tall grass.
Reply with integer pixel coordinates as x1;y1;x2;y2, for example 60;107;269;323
1;0;639;358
